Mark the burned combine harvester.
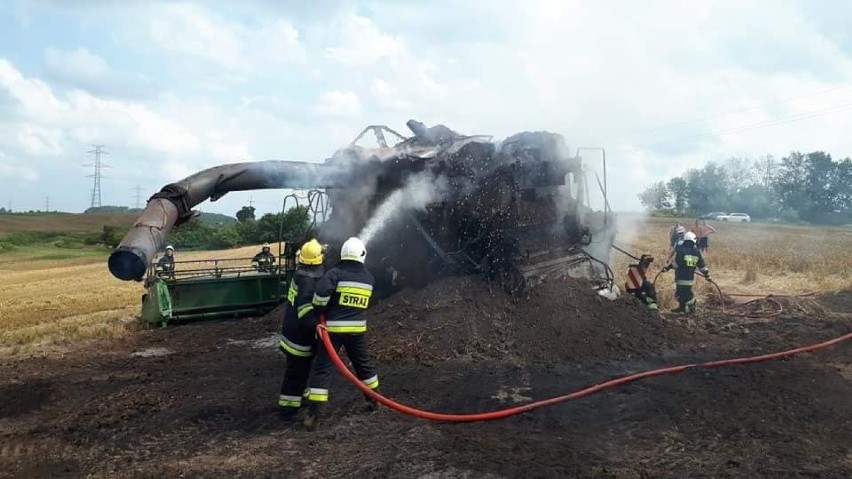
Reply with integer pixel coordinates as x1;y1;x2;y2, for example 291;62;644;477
108;120;614;307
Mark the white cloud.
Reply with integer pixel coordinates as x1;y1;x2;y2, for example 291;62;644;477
325;13;404;67
140;3;305;73
0;59;66;120
43;46;154;99
0;151;38;181
0;59;200;158
147;4;243;69
15;123;63;156
315;90;362;118
369;78;410;110
5;0;852;214
45;47;109;79
204;131;253;162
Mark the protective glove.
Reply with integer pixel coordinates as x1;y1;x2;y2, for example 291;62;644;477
704;272;712;281
662;265;673;272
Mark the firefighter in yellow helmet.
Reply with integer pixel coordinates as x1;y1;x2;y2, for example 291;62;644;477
277;239;325;418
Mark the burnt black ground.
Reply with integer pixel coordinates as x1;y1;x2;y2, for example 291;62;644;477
0;277;850;478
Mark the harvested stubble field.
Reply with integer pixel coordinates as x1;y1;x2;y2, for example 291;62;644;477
0;244;271;355
0;217;849;477
611;215;852;310
0;213;135;234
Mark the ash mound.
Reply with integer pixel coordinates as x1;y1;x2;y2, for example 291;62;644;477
369;276;683;365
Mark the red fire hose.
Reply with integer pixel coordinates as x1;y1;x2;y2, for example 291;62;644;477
317;319;851;423
652;270;817;319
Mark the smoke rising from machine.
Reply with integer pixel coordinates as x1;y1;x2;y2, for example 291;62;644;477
358;173;447;245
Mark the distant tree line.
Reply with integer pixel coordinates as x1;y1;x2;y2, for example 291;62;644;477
0;208;64;215
83;206;142;214
639;151;852;225
83;205;237;225
0;205;311;252
159;205;311;250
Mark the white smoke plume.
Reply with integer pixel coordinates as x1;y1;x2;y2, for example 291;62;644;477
358;173;447;245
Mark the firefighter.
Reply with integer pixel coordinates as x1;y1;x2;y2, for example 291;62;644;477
303;237;378;431
155;245;176;280
662;231;711;314
252;243;276;273
277;239;325;418
624;254;658;310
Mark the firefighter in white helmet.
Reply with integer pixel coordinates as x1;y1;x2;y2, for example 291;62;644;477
304;237;378;431
662;231;711;314
252;242;276;273
155;245;176;280
277;239;325;418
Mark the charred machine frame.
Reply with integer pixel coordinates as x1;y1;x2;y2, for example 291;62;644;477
109;120;614;300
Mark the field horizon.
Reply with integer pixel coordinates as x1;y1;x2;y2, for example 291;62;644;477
1;214;850;356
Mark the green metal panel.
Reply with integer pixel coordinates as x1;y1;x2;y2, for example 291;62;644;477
157;281;173;319
141;270;292;326
140;281;173;325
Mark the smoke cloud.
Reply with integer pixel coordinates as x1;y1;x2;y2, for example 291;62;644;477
358;173;447;245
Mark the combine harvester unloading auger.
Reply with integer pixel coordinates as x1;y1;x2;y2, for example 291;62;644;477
108;120;616;297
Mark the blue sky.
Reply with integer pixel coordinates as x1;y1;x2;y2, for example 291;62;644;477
2;0;852;216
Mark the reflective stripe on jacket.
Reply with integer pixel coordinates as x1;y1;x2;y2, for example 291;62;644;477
281;264;324;355
312;261;375;334
672;242;708;284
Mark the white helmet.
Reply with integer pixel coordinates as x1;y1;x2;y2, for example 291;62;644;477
340;237;366;263
165;245;175;251
683;232;697;243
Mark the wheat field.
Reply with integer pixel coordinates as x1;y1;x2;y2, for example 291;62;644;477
611;216;852;310
2;218;850;355
0;244;276;355
0;213;135;233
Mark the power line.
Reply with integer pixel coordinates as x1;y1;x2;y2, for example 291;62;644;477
83;145;110;208
627;83;852;137
642;99;852;149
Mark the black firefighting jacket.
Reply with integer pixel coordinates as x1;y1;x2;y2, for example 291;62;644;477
279;264;324;356
312;261;375;334
670;241;709;286
252;251;276;271
156;256;175;279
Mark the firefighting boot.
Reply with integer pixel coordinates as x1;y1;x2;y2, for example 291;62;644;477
363;392;379;412
279;407;299;421
685;298;698;314
671;303;687;314
303;403;322;431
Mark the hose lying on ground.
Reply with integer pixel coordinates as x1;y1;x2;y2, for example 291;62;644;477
652;270;817;319
317;319;850;423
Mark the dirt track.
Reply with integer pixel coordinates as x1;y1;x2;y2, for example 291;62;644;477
1;277;850;478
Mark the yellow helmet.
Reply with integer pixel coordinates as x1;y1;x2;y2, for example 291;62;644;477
298;238;324;265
